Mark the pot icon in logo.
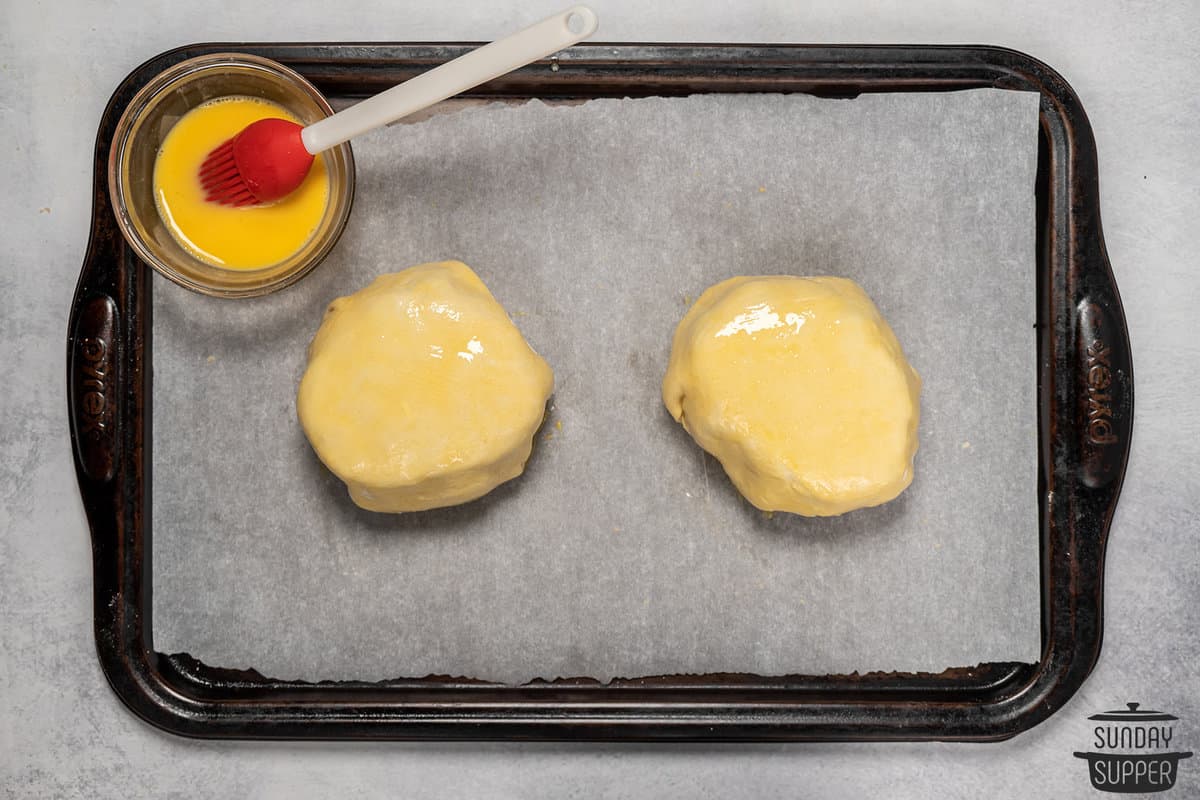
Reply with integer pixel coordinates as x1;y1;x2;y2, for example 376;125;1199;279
1075;703;1192;793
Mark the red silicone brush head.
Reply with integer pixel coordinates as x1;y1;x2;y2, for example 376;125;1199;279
199;117;314;206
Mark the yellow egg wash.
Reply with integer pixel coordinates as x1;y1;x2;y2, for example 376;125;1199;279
152;96;329;270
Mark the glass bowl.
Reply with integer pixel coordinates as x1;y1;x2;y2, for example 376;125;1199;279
108;53;355;297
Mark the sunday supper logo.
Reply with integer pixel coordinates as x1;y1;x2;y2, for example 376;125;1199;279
1074;703;1192;793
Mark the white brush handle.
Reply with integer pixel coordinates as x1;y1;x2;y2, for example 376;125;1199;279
301;5;598;154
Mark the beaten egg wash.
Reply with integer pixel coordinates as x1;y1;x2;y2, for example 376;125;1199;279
152;96;330;270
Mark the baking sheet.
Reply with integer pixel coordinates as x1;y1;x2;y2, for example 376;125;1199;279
152;88;1041;683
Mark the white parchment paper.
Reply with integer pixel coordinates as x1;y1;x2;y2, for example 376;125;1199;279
152;89;1041;683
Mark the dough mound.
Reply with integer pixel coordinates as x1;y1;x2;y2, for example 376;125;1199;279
298;260;553;512
662;276;920;516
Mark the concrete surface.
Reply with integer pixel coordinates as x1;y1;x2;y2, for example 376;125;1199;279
2;1;1198;797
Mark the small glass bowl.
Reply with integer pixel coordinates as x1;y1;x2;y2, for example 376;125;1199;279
108;53;355;297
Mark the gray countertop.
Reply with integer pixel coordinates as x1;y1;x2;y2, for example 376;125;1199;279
3;1;1198;797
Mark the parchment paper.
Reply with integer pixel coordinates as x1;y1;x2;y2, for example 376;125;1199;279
152;89;1041;683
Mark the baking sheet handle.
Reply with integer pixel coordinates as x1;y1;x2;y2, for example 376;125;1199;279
1075;291;1131;490
67;139;158;723
69;292;120;484
67;150;131;494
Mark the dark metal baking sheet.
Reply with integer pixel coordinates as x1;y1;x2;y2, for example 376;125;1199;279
67;42;1132;741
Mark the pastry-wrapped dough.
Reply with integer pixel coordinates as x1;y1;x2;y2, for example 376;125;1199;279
663;276;920;516
298;261;553;512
